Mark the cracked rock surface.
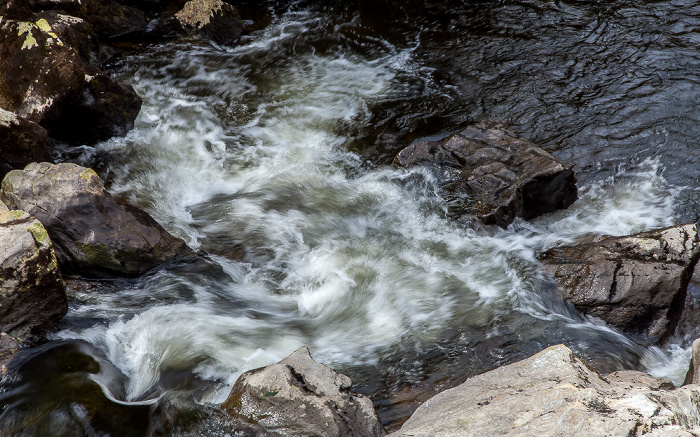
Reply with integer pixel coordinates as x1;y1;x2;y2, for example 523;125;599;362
1;162;192;278
392;344;700;437
393;120;577;227
539;223;700;342
0;201;66;368
223;346;386;437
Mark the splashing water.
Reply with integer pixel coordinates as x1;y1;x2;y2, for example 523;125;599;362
34;4;697;433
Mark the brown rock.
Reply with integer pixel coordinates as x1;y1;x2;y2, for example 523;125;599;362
0;14;141;146
0;107;51;180
0;162;193;278
540;223;700;342
223;346;386;437
394;120;577;227
30;0;148;40
0;15;85;127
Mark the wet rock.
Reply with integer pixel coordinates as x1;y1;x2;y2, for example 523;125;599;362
33;12;104;64
0;15;86;127
0;204;67;368
0;108;52;180
0;162;193;278
0;14;141;145
223;346;386;437
29;0;148;40
684;338;700;385
392;344;700;437
393;120;577;227
174;0;244;45
0;0;33;20
50;69;142;144
539;223;700;342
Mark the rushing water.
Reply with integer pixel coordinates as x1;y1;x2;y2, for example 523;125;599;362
3;0;700;435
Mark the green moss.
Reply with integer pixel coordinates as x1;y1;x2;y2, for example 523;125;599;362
80;168;100;184
76;242;116;268
27;222;49;244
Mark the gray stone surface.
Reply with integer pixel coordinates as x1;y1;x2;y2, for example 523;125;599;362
684;338;700;386
223;346;386;437
540;223;700;342
392;344;700;437
0;206;66;369
1;162;192;278
393;120;577;227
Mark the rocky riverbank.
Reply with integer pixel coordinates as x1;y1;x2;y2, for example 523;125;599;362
3;0;700;435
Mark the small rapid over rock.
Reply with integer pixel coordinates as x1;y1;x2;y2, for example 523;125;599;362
4;0;700;435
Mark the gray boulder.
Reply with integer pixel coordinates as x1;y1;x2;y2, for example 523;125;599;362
540;223;700;342
174;0;244;45
223;346;386;437
392;344;700;437
0;162;192;278
0;202;67;368
393;120;577;227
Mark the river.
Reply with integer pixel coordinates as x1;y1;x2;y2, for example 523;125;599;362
3;0;700;434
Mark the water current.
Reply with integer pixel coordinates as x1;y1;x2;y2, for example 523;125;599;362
4;0;700;434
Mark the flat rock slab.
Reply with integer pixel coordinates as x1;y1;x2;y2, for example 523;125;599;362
0;206;66;368
539;223;700;342
392;344;700;437
223;346;386;437
1;162;192;278
394;120;577;227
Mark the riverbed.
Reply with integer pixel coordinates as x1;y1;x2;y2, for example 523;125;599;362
3;0;700;434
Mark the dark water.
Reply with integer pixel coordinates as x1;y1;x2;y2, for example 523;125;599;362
3;0;700;434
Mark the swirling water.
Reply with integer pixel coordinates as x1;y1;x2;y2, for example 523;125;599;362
3;0;700;434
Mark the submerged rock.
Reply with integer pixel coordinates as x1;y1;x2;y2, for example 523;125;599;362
393;120;577;227
223;346;386;437
0;202;67;368
0;162;192;278
539;223;700;342
392;344;700;436
174;0;244;45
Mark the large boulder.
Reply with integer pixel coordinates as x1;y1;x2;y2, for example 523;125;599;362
223;346;386;437
0;107;52;180
0;162;192;278
0;14;141;145
174;0;244;45
392;344;700;436
539;223;700;342
0;202;67;369
393;120;577;227
0;15;86;127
